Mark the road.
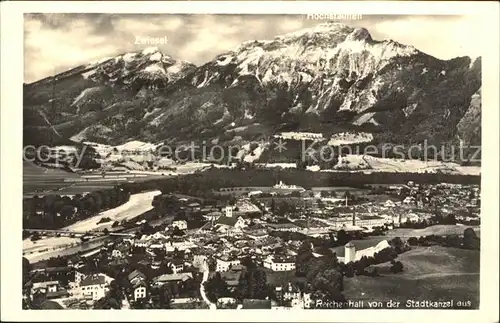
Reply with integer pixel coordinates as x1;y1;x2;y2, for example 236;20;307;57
199;262;216;310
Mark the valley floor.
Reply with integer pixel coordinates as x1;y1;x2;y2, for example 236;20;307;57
23;190;161;261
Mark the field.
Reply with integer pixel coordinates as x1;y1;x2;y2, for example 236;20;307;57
23;161;170;197
343;246;480;308
385;225;480;238
23;161;117;197
334;155;481;176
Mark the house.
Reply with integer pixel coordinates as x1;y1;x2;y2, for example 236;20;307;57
203;211;221;221
73;271;86;287
217;297;237;308
192;254;207;269
216;258;241;272
302;292;313;309
164;239;197;252
31;281;60;295
331;240;391;264
187;202;201;212
172;220;188;231
243;227;269;240
148;242;165;250
151;231;169;240
79;274;114;301
151;273;193;287
384;200;396;208
403;196;416;204
277;282;301;306
267;223;300;232
46;290;70;300
225;205;233;218
151;260;162;270
263;256;296;271
132;280;148;302
216;216;246;232
128;269;147;286
111;244;129;259
395;212;420;225
356;215;387;228
134;236;151;248
167;258;184;274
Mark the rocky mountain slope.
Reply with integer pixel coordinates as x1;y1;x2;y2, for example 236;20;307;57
24;22;481;151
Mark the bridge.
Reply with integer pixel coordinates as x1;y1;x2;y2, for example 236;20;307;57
23;228;135;237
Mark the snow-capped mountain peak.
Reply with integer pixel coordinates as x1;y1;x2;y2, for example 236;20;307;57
24;22;481;151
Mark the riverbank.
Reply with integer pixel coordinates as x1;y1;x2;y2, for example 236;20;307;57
23;190;161;262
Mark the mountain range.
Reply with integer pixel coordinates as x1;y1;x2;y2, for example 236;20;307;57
24;22;481;152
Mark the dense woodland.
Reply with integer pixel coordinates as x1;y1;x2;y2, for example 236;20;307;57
23;187;131;230
121;168;480;196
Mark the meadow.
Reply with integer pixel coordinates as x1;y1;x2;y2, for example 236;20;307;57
343;246;480;309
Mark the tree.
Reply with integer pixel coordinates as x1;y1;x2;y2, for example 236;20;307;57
172;226;185;237
141;222;154;235
204;273;229;303
364;266;378;277
295;240;313;277
22;257;31;273
277;201;290;217
390;261;404;273
239;267;269;300
389;237;409;254
30;231;41;241
207;257;216;272
22;257;31;285
311;268;345;302
336;229;350;245
407;237;418;246
462;228;480;250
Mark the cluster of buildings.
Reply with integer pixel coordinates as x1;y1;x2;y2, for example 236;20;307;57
23;181;480;309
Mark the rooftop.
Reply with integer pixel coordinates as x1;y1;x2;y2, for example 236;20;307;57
153;273;193;283
80;275;106;287
46;290;70;299
32;281;59;289
217;216;240;227
267;223;298;229
40;300;64;310
127;269;146;282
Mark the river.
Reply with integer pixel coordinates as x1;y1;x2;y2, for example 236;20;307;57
23;190;161;263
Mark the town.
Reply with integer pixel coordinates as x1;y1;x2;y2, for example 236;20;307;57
22;179;481;309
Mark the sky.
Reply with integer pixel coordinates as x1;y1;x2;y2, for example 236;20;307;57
24;13;484;83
